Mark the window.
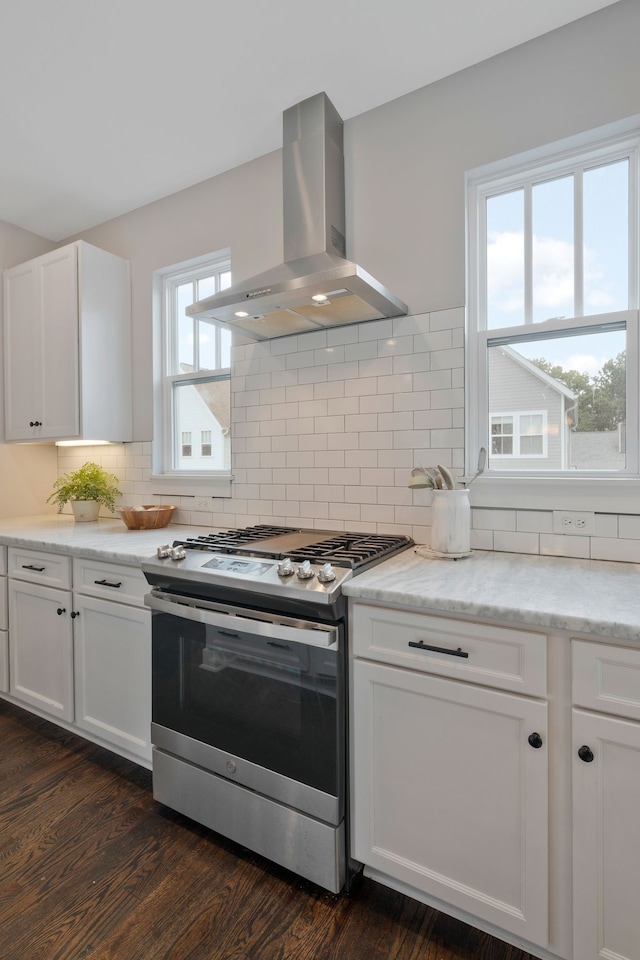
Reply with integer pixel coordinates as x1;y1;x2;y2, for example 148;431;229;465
156;254;232;486
490;412;547;459
467;120;640;493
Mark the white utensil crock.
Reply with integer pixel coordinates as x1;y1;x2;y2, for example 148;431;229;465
430;489;470;554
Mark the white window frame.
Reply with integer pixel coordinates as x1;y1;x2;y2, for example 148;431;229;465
152;250;233;498
490;411;548;459
466;116;640;511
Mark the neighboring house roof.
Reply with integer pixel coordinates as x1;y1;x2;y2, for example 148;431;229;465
179;364;231;432
497;345;577;401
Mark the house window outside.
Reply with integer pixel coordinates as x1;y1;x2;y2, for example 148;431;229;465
467;123;639;482
490;412;546;459
161;257;232;477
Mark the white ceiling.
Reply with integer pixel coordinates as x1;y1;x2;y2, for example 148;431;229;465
0;0;620;241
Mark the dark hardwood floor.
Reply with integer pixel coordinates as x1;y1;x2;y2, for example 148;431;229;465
0;700;538;960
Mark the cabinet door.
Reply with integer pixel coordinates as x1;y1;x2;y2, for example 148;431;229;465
572;708;640;960
8;579;73;721
38;245;79;439
4;246;79;441
4;260;39;440
352;660;549;946
73;594;151;763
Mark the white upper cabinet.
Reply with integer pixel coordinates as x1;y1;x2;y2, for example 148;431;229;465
3;240;132;442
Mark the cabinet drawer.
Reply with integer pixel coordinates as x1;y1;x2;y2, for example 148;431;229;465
0;630;7;693
73;557;147;607
8;547;71;589
351;603;547;696
572;640;640;722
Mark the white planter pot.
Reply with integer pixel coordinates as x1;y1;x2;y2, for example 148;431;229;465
71;500;100;522
430;489;471;554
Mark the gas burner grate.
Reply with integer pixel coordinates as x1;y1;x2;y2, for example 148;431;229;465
286;533;413;569
178;525;294;552
172;526;413;570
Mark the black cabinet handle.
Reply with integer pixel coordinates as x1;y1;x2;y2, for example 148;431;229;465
94;579;122;589
56;607;66;616
29;420;42;427
528;732;543;749
578;745;594;763
22;564;45;572
267;640;290;649
408;640;469;658
70;611;80;619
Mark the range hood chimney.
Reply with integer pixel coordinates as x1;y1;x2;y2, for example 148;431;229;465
186;92;407;341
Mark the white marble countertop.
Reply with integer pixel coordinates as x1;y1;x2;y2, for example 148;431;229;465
1;518;639;642
0;514;203;565
342;547;640;643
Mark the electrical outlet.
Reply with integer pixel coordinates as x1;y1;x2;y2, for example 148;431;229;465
194;496;212;512
552;510;595;536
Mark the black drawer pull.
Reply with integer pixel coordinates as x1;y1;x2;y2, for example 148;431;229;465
22;564;45;572
408;640;469;658
94;579;122;589
217;629;240;638
267;640;290;650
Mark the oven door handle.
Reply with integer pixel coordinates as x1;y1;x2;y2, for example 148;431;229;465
144;591;339;648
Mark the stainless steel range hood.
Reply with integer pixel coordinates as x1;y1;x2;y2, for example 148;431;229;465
186;92;407;341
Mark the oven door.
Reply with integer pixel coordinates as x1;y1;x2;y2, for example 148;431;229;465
146;588;344;824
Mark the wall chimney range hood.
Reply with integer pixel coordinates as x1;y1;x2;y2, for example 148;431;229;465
186;92;407;341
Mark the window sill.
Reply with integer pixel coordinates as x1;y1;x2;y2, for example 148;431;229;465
150;473;233;499
467;475;640;515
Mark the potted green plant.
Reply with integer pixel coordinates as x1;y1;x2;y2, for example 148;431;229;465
46;461;122;521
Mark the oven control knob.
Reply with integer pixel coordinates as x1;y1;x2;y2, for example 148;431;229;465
317;562;336;583
156;544;172;559
169;546;186;561
277;558;295;577
296;560;315;580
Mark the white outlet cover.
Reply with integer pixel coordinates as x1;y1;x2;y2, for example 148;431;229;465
552;510;595;536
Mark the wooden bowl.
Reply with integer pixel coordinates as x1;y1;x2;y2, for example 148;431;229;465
117;505;177;530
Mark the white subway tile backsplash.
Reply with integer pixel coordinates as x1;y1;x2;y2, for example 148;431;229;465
540;534;590;559
592;537;640;562
473;508;516;532
345;341;378;362
594;513;618;538
618;515;640;539
517;510;553;534
55;306;640;560
493;531;540;554
392;354;432;375
378;335;414;356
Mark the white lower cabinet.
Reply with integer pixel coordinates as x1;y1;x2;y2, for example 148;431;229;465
351;602;550;951
8;578;74;721
0;546;9;692
4;547;151;766
73;594;151;763
571;640;640;960
353;659;549;945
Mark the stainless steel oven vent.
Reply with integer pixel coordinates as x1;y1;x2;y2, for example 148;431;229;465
186;92;407;341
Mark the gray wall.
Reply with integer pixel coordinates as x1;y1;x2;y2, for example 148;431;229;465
69;0;639;442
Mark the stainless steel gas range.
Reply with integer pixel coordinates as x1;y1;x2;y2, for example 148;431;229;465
142;525;413;893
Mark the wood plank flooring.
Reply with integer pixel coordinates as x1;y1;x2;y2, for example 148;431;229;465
0;700;538;960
